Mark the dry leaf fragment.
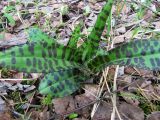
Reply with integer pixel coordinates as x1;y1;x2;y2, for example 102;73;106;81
114;35;125;44
147;111;160;120
119;102;144;120
53;96;75;115
116;26;126;34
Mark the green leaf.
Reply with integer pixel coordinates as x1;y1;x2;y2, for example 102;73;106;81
3;13;15;26
4;6;15;12
27;28;82;63
68;113;78;119
41;94;52;105
0;42;81;73
87;39;160;72
39;69;89;98
27;28;55;44
79;0;113;61
68;23;82;48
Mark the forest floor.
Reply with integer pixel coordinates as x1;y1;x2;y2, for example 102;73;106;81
0;0;160;120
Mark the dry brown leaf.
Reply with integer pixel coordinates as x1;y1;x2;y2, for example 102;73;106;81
0;112;13;120
93;101;143;120
29;107;50;120
119;102;144;120
53;96;75;115
9;72;24;83
0;33;15;41
124;67;153;77
140;83;160;101
75;95;92;118
30;73;42;79
153;21;160;29
15;20;33;32
77;1;84;9
114;35;125;44
92;102;112;120
0;31;27;48
144;10;154;21
116;26;126;34
147;111;160;120
84;84;98;100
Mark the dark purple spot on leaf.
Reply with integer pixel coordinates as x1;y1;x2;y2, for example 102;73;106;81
126;50;132;57
42;70;46;73
50;86;57;93
44;63;48;69
30;68;37;73
28;43;35;55
33;58;37;67
53;88;58;93
42;50;46;57
11;57;16;64
43;42;48;48
47;80;52;86
52;49;57;57
38;60;43;69
11;51;15;56
100;16;106;22
57;84;63;91
141;50;146;56
104;8;110;15
19;47;24;56
58;71;64;76
133;45;138;52
135;40;142;48
62;47;66;59
139;57;145;66
155;58;160;66
54;74;59;81
47;47;52;57
64;79;70;85
150;46;155;54
21;68;27;72
153;41;158;46
26;58;32;66
0;61;5;67
150;58;156;67
134;58;138;63
126;59;131;65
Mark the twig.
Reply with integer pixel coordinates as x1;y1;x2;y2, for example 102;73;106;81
91;68;109;118
111;65;119;120
104;75;122;120
82;87;99;99
24;91;36;116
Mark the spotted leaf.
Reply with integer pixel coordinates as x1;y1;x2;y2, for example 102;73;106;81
0;42;81;73
39;69;89;98
79;0;113;61
27;28;55;44
87;39;160;72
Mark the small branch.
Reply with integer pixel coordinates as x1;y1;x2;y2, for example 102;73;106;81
111;65;119;120
91;68;109;118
